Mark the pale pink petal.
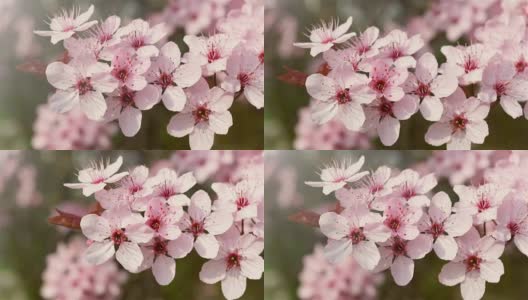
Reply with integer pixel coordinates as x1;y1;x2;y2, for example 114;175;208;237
384;86;405;102
337;102;365;130
434;235;458;260
438;262;466;286
416;52;437;84
305;74;337;101
205;212;233;235
152;255;176;285
116;241;143;272
431;74;458;98
167;113;194;137
460;272;486;300
352;241;380;270
429;192;452;223
240;255;264;280
209;111;233;135
46;62;76;89
199;259;227;284
500;96;523;118
319;212;349;240
119;106;142;137
406;234;433;259
391;256;414;286
173;63;202;88
420;96;443;121
84;241;115;265
189;123;215;150
167;233;194;259
479;260;504;283
80;91;107;121
323;239;352;264
135;85;161;110
244;85;264;109
195;234;220;259
378;116;400;146
425;122;451;146
465;121;489;144
222;270;247;300
189;190;212;220
444;213;473;237
80;214;111;242
311;101;339;124
82;183;106;196
162;86;187;112
49;89;79;114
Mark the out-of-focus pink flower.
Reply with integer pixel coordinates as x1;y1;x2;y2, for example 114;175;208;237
439;227;505;300
419;192;473;260
493;197;528;256
294;17;355;57
425;88;490;150
441;44;493;86
167;79;234;150
305;156;368;195
376;29;424;68
34;5;98;44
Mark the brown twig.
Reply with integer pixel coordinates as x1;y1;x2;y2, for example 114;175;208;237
48;202;104;230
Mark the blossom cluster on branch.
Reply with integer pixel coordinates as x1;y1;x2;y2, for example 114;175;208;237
51;153;263;300
287;0;528;149
34;1;263;149
298;151;528;300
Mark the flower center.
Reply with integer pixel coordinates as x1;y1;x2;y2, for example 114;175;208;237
451;115;468;131
236;197;250;210
190;220;205;237
385;217;401;232
114;68;129;82
430;223;445;239
465;255;482;272
335;89;351;104
237;73;251;88
226;252;242;269
477;198;491;212
373;79;387;93
377;98;394;117
158;72;173;90
131;37;145;50
392;238;407;256
153;238;168;255
416;82;431;98
159;185;175;199
463;59;478;73
207;48;221;63
508;222;520;235
401;186;416;200
119;88;136;107
193;106;211;123
494;82;507;96
111;229;127;246
148;218;161;231
390;47;403;60
516;59;527;73
258;51;264;64
349;228;366;245
76;78;94;96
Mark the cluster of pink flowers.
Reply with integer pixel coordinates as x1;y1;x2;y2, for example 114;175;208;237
298;244;384;300
41;238;127;300
304;152;528;300
34;1;263;149
32;104;116;150
60;153;263;300
293;1;528;149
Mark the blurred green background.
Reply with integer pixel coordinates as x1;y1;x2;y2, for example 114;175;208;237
0;0;263;150
264;0;528;149
0;151;263;300
264;150;528;300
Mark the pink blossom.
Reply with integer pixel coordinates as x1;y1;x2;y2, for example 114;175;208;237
454;183;508;225
199;232;263;300
390;169;437;207
478;57;528;118
116;19;167;57
146;41;202;112
404;52;458;121
90;15;122;49
348;26;381;58
110;50;151;91
142;168;196;207
425;88;490;150
419;192;473;260
376;29;424;68
360;166;396;199
439;227;505;300
322;48;370;73
34;5;98;44
179;190;233;258
294;17;356;57
368;60;408;102
382;199;423;240
306;67;376;130
375;234;432;286
319;205;390;270
167;79;234;150
144;197;183;240
64;156;128;196
105;85;161;137
493;198;528;256
222;47;264;109
95;165;152;210
212;178;263;221
46;60;118;121
184;33;238;76
441;44;493;86
305;156;369;195
364;95;418;146
80;206;154;272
